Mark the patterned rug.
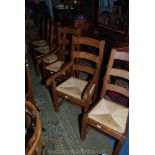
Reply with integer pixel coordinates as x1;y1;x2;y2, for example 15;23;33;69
29;60;113;155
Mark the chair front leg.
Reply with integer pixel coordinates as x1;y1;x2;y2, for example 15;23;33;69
51;80;59;112
34;63;41;76
80;115;89;140
112;137;125;155
39;62;47;80
83;105;89;113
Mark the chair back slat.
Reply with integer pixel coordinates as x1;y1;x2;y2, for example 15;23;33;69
73;51;100;64
110;68;129;80
73;64;95;75
115;51;129;61
106;84;129;97
73;37;102;49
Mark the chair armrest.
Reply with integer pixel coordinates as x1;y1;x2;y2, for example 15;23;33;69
82;70;99;100
46;62;73;86
36;47;58;64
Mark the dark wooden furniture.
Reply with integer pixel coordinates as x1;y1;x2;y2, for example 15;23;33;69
93;0;129;35
25;44;34;103
25;43;42;112
25;60;34;103
89;0;129;52
29;18;57;75
80;47;129;155
53;0;93;33
46;36;106;112
25;101;43;155
30;17;51;47
37;26;81;80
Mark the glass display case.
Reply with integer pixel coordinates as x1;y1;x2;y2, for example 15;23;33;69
97;0;128;34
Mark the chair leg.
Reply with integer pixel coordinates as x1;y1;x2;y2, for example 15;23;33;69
52;95;59;112
84;105;89;113
112;137;125;155
93;90;98;103
51;87;59;112
34;63;41;76
40;62;48;84
27;91;34;104
80;116;89;140
39;62;46;78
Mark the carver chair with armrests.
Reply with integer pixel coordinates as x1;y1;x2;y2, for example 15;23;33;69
80;47;129;155
25;101;43;155
46;36;106;112
29;18;57;75
37;26;81;81
33;20;57;55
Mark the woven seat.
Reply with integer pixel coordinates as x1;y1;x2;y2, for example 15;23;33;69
31;40;47;47
88;98;128;133
56;77;88;99
43;53;58;63
45;60;64;72
35;45;49;54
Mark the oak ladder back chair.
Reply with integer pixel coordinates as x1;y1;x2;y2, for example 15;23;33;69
80;47;129;155
33;19;57;55
30;16;50;47
37;26;81;80
47;36;106;112
25;101;42;155
30;19;57;75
